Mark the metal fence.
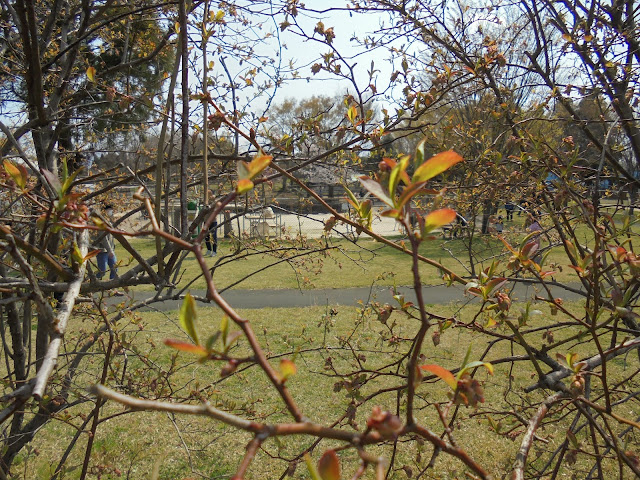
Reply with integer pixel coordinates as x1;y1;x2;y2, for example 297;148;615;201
227;207;403;239
125;204;405;239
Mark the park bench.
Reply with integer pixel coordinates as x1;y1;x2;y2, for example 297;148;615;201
247;207;281;238
441;214;469;239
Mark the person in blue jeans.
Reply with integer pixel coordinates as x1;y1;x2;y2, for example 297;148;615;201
95;205;118;279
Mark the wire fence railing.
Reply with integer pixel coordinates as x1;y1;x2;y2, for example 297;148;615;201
126;204;406;240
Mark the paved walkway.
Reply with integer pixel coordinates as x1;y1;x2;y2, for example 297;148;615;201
123;282;586;311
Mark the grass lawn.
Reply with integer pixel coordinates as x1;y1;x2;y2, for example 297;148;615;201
118;213;587;292
22;298;634;479
12;202;636;478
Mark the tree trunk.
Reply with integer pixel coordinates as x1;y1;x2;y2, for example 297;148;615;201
481;200;494;234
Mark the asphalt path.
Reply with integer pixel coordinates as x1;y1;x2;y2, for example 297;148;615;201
121;282;587;311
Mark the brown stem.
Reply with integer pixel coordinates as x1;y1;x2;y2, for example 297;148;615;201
232;434;267;480
404;222;430;426
409;424;489;480
79;313;114;480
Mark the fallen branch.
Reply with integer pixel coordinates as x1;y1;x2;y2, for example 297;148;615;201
525;336;640;392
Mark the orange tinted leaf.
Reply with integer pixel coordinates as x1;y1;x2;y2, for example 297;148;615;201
3;160;27;189
279;359;297;381
71;243;84;266
380;157;397;170
381;208;402;219
318;450;341;480
396;182;428;210
347;105;357;123
423;208;456;233
247;153;272;178
84;249;102;261
412;150;463;183
485;317;498;328
498;235;518;254
164;339;208;356
419;364;457;390
86;66;96;82
607;245;627;262
236;178;254;194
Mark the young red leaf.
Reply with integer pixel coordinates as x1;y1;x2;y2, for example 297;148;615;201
324;216;337;232
419;364;457;390
423;208;457;233
412;150;463;183
318;450;341;480
359;176;393;206
164;339;208;356
380;157;397;170
521;240;539;260
41;168;63;196
484;277;507;296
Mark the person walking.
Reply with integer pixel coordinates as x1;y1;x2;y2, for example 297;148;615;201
95;205;118;279
505;201;515;221
205;218;218;256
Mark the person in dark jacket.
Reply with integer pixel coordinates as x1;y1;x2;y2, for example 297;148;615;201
205;218;218;256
